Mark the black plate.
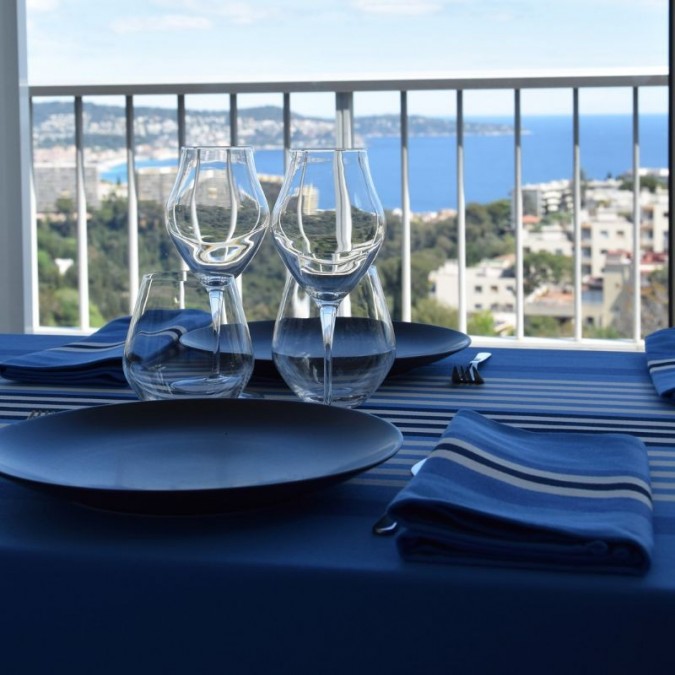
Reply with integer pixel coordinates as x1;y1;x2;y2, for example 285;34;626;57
245;320;470;378
0;399;402;515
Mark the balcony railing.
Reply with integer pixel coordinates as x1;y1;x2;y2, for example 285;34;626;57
27;70;669;347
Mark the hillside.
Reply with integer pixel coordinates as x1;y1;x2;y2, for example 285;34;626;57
33;101;514;151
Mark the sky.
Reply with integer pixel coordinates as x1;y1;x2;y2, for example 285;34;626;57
25;0;669;117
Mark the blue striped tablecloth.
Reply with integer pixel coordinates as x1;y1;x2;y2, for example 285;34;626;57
0;334;674;675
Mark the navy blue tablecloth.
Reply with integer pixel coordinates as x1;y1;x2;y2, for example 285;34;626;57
0;334;674;675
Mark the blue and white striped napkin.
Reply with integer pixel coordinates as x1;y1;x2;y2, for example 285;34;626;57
645;328;675;398
0;317;131;386
0;311;209;387
387;409;653;575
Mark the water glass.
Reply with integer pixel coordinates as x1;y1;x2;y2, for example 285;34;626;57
272;266;395;407
123;271;253;400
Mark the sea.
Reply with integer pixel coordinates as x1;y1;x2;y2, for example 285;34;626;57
102;114;668;212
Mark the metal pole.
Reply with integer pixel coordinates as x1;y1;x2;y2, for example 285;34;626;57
74;96;90;330
400;91;411;322
456;90;467;334
572;89;582;340
125;95;139;310
229;94;238;145
632;87;641;341
514;90;524;339
177;94;186;149
283;92;291;171
335;92;354;148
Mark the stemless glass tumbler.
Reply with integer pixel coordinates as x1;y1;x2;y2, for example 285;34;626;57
272;266;395;408
123;271;253;400
271;148;386;405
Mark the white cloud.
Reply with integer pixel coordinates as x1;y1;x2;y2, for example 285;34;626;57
111;14;212;33
26;0;60;11
150;0;278;24
351;0;443;16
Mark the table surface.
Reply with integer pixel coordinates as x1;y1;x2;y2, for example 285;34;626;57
0;333;674;675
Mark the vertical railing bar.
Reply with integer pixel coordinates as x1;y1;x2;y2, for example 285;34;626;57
177;94;186;149
400;91;411;322
177;94;188;273
74;96;90;331
283;92;291;171
229;93;243;296
125;95;139;311
572;88;582;341
229;93;238;145
514;89;524;340
335;92;354;148
456;90;467;334
632;87;641;342
28;98;39;330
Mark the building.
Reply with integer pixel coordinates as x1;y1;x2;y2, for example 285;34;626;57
432;176;669;333
430;255;517;314
34;163;100;213
522;179;574;217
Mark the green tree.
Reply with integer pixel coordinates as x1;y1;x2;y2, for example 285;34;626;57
468;310;497;336
523;251;573;295
412;297;458;328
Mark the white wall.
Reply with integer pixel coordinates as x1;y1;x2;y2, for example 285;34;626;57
0;0;34;332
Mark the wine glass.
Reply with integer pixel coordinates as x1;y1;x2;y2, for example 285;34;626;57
165;145;269;369
271;148;386;405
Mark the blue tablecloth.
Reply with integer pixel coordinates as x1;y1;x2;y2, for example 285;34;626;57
0;334;674;674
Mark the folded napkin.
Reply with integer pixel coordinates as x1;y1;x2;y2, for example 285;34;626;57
387;409;653;575
0;311;210;387
645;328;675;398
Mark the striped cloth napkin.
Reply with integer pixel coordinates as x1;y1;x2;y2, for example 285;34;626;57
387;409;653;575
645;328;675;398
0;311;209;387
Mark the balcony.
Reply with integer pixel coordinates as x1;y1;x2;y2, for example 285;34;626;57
0;6;669;348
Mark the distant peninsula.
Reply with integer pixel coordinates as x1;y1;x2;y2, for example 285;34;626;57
33;101;515;153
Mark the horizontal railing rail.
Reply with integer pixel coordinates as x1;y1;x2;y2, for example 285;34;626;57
28;69;669;345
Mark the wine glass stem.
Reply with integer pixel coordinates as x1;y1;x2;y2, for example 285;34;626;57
207;287;224;377
319;302;338;405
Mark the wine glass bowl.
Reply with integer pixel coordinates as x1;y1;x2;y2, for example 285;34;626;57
165;146;270;278
271;148;386;303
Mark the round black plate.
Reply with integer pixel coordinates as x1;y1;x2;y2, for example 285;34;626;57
247;320;470;378
0;399;402;515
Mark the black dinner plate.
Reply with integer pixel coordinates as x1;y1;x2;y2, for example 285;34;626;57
245;320;470;378
0;399;402;515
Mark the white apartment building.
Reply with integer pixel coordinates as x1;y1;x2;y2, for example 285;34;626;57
580;208;633;278
432;176;669;331
34;163;100;213
522;179;573;217
523;223;573;257
137;166;178;204
430;255;517;314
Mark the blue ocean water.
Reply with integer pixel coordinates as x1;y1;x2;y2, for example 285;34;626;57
104;114;668;212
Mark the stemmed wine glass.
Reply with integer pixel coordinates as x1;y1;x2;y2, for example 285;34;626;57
271;148;386;405
165;146;269;386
